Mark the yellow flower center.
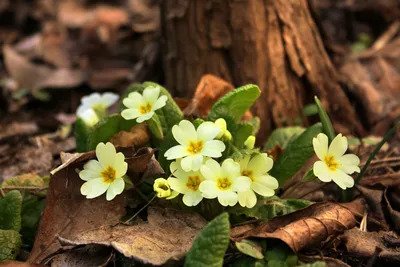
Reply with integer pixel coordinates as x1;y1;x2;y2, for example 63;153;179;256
242;170;254;182
101;166;116;183
139;103;152;114
324;155;339;171
186;141;204;155
217;177;232;190
186;175;201;191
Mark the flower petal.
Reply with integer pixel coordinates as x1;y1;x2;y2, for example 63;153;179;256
248;153;273;176
127;92;145;106
152;95;168;111
313;133;329;160
338;154;360;174
197;121;221;141
222;159;240;178
96;142;116;168
331;169;354;189
201;159;221;180
143;86;160;104
101;92;119;107
182;191;203;206
136;111;154;123
199;180;218;199
83;159;103;173
106;177;125;200
217;190;238;206
254;175;279;190
238;189;257;208
164;145;190;160
82;93;101;106
232;176;252;192
237;155;251;172
251;182;275;197
172;121;196;146
114;152;128;177
191;154;204;171
167;177;188;194
313;161;332;182
81;178;109;199
328;134;348;158
121;108;141;120
201;140;225;157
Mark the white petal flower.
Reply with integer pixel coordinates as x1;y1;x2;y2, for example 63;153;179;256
78;108;100;127
313;133;360;190
167;160;205;206
79;142;127;200
164;120;226;172
121;86;168;123
77;92;119;117
199;158;251;207
236;153;279;208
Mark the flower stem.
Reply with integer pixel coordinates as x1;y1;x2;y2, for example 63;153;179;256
147;114;164;139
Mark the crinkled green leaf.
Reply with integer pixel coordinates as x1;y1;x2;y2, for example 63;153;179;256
208;84;260;123
314;97;335;142
236;239;264;259
0;191;22;232
232;258;265;267
184;212;230;267
264;127;305;150
0;230;22;261
74;117;90;152
86;114;138;151
147;114;164;139
230;196;311;220
21;194;45;247
270;123;322;186
233;118;260;148
267;260;288;267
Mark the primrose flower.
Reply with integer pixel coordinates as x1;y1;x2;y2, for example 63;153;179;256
164;120;226;172
199;159;251;206
215;118;232;141
153;178;178;199
79;142;127;201
77;92;119;117
121;86;168;123
78;108;100;127
236;153;279;208
313;133;360;189
167;160;205;206
244;136;256;149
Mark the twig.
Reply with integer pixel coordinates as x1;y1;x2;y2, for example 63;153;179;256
123;194;157;225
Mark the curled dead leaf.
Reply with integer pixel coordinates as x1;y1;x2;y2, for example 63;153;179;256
58;207;206;266
0;262;45;267
109;124;150;148
231;199;366;252
50;245;112;267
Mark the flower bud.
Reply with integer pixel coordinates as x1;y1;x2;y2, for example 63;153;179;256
244;136;256;149
215;118;227;139
78;108;100;127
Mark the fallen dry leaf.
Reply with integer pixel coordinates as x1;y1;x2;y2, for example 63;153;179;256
299;255;351;267
0;121;38;141
0;262;45;267
50;245;112;267
58;207;206;266
231;199;365;252
28;151;128;264
109;124;150;148
356;185;386;223
340;228;400;262
384;188;400;231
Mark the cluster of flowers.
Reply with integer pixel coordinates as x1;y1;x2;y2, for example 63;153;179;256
75;85;361;206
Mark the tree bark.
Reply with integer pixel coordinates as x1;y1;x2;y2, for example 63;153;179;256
162;0;365;141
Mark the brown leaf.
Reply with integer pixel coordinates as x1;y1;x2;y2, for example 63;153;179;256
231;199;366;252
3;45;84;91
28;151;128;264
0;121;38;141
58;207;206;266
50;245;112;267
299;255;351;267
356;185;386;223
0;262;45;267
384;188;400;231
127;0;160;32
340;228;400;262
109;124;150;148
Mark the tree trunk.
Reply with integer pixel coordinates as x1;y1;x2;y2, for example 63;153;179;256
162;0;365;141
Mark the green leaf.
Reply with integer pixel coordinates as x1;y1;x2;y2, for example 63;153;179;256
233;118;260;148
267;260;288;267
264;127;305;150
230;196;311;220
231;258;266;267
184;212;230;267
208;84;260;123
147;114;164;139
297;262;326;267
0;230;22;261
270;123;323;186
236;239;264;259
20;195;45;247
314;97;335;141
302;104;318;117
86;114;138;151
74;117;91;152
0;191;22;231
